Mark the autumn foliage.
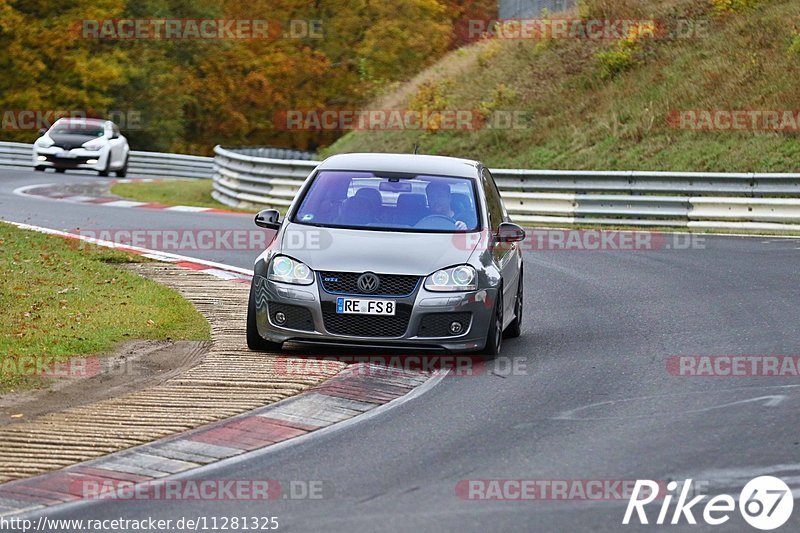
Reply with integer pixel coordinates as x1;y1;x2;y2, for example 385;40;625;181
0;0;496;153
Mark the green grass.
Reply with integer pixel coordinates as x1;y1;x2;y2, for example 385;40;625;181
323;0;800;172
0;223;210;392
110;180;254;213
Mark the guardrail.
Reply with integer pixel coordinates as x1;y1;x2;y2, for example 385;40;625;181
211;146;800;233
5;140;799;233
0;141;213;179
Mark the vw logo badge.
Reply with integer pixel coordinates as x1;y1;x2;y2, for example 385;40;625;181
357;272;380;293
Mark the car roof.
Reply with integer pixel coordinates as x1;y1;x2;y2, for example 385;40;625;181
53;118;108;126
316;153;482;179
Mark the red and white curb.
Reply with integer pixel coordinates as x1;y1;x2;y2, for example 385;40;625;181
4;221;253;284
0;365;437;516
13;179;248;216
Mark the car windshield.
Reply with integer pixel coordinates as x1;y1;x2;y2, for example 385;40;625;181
293;170;480;232
50;123;105;136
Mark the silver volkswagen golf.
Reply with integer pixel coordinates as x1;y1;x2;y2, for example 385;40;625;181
247;153;525;356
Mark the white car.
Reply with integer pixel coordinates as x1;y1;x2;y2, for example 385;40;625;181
33;118;130;176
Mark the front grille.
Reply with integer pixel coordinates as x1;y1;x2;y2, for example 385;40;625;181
318;271;420;297
321;302;411;337
45;155;93;165
269;302;314;331
418;312;472;337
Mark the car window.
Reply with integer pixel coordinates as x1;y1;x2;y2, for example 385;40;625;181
51;123;105;136
481;168;505;231
293;170;480;233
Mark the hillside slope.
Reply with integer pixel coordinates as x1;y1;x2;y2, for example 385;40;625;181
324;0;800;172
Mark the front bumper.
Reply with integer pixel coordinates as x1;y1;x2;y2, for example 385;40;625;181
252;274;497;352
33;147;107;171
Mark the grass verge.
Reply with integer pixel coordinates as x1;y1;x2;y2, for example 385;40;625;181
110;179;254;213
0;222;210;392
323;0;800;172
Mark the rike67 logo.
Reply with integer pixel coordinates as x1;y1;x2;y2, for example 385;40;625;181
624;476;793;530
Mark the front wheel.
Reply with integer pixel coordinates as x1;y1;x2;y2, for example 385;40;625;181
98;156;110;177
34;166;45;172
247;283;283;352
115;156;129;177
481;292;503;358
55;168;65;173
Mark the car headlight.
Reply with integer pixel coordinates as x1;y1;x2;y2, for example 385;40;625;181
424;265;477;292
83;140;105;151
35;137;53;148
268;255;313;285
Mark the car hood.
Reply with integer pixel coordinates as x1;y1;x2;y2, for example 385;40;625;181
279;223;480;276
49;133;100;150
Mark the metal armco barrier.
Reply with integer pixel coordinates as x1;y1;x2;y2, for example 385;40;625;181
211;145;317;209
0;141;212;179
211;146;800;234
4;140;800;233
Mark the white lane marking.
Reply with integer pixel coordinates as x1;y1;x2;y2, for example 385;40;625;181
12;183;57;196
101;200;147;208
201;269;242;280
62;195;96;203
667;463;800;498
165;205;213;212
553;385;800;421
3;221;252;277
13;182;231;214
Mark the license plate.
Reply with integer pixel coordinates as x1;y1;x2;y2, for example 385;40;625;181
336;297;396;315
59;151;75;159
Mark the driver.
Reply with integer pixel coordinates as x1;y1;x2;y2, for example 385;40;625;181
426;181;467;230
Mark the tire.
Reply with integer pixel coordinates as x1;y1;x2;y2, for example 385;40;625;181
34;166;44;172
481;290;503;358
247;283;283;352
504;270;523;339
55;168;65;173
115;156;129;177
98;156;110;177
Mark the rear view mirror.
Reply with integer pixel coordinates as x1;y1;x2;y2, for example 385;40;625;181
379;181;412;193
255;209;282;230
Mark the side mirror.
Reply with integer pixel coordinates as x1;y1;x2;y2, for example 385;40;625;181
38;128;47;136
496;222;525;243
255;209;282;230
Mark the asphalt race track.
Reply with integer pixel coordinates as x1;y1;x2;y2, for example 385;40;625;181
2;168;800;532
